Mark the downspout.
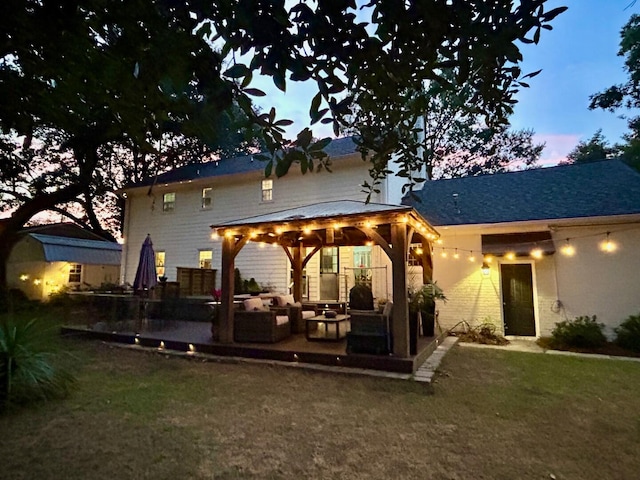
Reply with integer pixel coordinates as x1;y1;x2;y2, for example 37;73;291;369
120;194;132;285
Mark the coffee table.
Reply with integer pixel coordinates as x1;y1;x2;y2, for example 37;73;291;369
306;314;350;341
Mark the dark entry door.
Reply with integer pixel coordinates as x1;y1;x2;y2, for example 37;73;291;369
500;264;536;336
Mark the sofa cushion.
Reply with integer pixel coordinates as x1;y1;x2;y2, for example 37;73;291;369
276;294;295;306
244;297;266;311
275;315;289;326
302;310;316;320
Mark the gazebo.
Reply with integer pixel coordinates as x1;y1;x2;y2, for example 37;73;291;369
211;200;439;358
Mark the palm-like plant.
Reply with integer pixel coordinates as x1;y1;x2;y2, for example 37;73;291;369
0;316;74;411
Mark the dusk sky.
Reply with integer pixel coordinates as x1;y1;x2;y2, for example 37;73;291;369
251;0;638;166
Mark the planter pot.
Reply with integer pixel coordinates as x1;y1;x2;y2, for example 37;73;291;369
421;312;435;337
409;311;419;355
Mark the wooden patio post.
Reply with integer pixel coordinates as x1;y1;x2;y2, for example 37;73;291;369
219;235;236;344
292;245;303;302
391;223;410;357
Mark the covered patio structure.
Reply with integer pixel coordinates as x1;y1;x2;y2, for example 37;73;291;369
213;200;439;358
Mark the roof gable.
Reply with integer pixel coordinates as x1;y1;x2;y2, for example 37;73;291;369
403;160;640;226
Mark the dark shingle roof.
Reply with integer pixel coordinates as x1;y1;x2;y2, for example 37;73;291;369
403;160;640;226
126;136;359;189
21;223;113;241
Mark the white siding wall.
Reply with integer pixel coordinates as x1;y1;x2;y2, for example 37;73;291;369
551;226;640;338
431;224;640;338
121;156;384;295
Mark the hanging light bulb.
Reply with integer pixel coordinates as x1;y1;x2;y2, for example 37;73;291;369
441;250;448;258
468;252;476;262
600;232;617;253
505;252;516;261
484;255;493;264
453;248;459;260
530;248;543;259
560;238;575;257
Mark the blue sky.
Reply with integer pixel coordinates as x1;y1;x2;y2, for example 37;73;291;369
252;0;637;165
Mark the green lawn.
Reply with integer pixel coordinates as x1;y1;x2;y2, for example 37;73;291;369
1;339;639;480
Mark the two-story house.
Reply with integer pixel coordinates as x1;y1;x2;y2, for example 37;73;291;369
120;137;410;302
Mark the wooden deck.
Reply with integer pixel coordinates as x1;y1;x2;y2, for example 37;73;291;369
61;321;443;374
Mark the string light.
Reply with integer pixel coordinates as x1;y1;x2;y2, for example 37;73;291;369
432;226;631;263
600;232;617;253
560;239;575;257
530;248;543;259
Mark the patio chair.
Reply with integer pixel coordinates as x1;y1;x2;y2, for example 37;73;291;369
273;294;316;334
234;297;291;343
347;301;393;354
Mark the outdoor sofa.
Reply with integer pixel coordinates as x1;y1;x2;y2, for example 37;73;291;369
233;297;291;343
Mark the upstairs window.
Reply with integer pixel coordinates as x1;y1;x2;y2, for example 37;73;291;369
156;251;166;277
202;188;213;209
68;264;82;283
261;179;273;202
163;192;175;212
199;250;212;269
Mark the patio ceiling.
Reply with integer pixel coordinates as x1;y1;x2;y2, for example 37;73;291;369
210;200;440;247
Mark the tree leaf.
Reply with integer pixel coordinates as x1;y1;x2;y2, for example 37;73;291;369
224;64;249;78
244;88;266;97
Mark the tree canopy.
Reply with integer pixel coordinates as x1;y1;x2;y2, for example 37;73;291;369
345;70;544;186
561;130;618;165
0;0;566;293
589;14;640;170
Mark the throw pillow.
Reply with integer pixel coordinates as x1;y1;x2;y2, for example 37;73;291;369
243;297;264;311
277;294;295;306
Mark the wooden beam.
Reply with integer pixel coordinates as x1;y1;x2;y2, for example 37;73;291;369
358;226;392;259
219;235;236;344
292;245;303;301
407;227;415;254
422;237;433;283
302;245;322;269
391;223;409;358
281;245;294;264
233;236;250;257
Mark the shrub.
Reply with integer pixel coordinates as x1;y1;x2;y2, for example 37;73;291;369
614;313;640;352
0;315;75;411
550;315;606;349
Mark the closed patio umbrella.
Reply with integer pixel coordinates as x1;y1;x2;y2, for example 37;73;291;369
133;234;158;292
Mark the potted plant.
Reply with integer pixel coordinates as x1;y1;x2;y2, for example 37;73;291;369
409;281;447;342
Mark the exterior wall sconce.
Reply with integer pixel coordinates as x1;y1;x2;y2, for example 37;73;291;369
481;262;491;277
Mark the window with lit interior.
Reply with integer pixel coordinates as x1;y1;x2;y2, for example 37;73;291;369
261;179;273;202
199;250;212;269
68;264;82;283
201;188;213;209
163;192;176;212
156;251;166;277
